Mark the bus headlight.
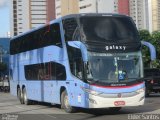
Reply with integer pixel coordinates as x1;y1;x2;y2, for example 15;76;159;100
136;88;145;94
81;87;102;96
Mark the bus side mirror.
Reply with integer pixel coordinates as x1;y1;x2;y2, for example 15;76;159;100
141;41;156;61
67;41;88;62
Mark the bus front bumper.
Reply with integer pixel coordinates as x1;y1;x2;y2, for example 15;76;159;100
87;92;145;108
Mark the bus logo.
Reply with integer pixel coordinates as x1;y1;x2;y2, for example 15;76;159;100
117;93;122;98
105;45;126;51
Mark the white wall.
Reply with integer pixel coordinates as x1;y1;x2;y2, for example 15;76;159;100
79;0;96;13
21;0;30;33
10;0;14;37
148;0;153;33
79;0;116;13
98;0;115;13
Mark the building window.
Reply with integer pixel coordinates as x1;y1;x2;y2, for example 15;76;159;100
80;4;92;9
57;13;61;16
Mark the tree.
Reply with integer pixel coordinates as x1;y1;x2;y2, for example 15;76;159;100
0;62;7;77
150;31;160;68
139;30;160;68
139;30;152;42
139;30;152;68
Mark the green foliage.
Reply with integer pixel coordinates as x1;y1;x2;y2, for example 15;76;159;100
139;30;160;68
139;30;151;67
138;29;151;42
151;31;160;57
0;62;7;73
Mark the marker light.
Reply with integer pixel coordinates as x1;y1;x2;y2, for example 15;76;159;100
81;87;102;96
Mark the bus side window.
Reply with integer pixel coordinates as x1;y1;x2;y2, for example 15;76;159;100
52;24;62;47
38;23;62;48
67;45;83;79
56;63;66;80
63;18;79;41
25;62;66;81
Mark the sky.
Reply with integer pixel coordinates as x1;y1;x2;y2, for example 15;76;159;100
0;0;10;37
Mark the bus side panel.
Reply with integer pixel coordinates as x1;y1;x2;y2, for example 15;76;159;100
10;55;19;96
10;80;18;96
43;81;55;103
25;81;61;104
64;80;90;108
25;81;45;102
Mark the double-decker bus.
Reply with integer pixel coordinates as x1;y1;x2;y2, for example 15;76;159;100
10;13;145;113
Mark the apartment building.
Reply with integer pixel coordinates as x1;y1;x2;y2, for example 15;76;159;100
11;0;160;36
55;0;79;18
118;0;129;15
129;0;148;30
151;0;160;32
10;0;56;37
79;0;118;13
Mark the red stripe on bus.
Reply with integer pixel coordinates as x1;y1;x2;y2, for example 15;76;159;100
91;82;144;89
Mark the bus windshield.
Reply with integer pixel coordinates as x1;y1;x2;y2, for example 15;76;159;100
86;51;143;83
80;16;139;43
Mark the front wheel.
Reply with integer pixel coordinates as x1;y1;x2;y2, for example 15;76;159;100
61;90;76;113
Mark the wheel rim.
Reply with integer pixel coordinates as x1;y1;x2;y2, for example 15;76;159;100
64;94;70;109
24;89;27;103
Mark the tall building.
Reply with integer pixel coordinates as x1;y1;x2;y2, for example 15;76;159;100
118;0;129;15
145;0;150;32
144;0;160;33
55;0;79;18
129;0;148;30
150;0;160;32
79;0;118;13
10;0;56;37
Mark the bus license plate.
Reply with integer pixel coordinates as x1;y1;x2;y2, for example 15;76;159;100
114;101;125;106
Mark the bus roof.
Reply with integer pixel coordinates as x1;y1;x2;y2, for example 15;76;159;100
61;13;130;20
11;13;130;41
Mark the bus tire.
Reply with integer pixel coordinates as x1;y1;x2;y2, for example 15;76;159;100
17;88;24;104
23;87;31;105
61;90;76;113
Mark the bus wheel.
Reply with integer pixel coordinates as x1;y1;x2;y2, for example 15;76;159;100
23;87;31;105
17;88;24;104
109;107;121;112
61;90;76;113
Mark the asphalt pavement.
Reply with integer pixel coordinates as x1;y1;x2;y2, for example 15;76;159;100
0;93;160;120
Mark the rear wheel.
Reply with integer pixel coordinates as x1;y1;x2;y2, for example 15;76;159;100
61;90;76;113
23;87;31;105
17;88;24;104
